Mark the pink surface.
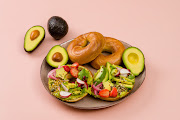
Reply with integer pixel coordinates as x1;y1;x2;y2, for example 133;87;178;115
0;0;180;119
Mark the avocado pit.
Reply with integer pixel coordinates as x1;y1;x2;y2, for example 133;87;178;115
30;30;40;40
128;53;139;64
52;52;63;62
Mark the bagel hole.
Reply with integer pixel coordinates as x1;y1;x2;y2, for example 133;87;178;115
102;51;112;56
85;41;90;47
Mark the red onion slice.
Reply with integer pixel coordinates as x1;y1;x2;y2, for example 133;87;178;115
96;83;103;88
92;84;101;91
57;65;63;69
47;69;58;80
94;90;98;95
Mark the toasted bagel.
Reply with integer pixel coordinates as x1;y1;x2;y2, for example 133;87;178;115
91;37;125;69
67;32;105;64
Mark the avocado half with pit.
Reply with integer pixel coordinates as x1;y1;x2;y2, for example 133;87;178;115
24;26;45;52
46;45;68;68
122;47;145;76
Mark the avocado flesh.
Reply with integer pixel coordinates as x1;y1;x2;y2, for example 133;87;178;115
48;65;93;101
46;45;68;68
120;91;128;98
112;77;133;85
56;67;67;79
119;83;133;90
94;66;107;85
24;26;45;52
122;47;144;76
106;62;112;80
92;62;135;99
103;67;109;82
49;79;87;101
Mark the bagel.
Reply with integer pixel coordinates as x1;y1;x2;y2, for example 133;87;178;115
91;62;135;101
67;32;105;64
48;64;93;102
91;37;125;69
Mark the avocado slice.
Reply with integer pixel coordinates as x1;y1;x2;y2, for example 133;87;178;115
119;83;133;90
103;67;109;82
46;45;68;68
48;16;68;40
93;66;108;85
112;77;133;85
106;62;112;80
56;67;67;79
94;66;106;80
24;26;45;52
122;47;145;76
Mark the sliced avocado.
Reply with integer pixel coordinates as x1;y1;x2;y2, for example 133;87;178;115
24;26;45;52
103;67;109;82
46;45;68;68
120;76;135;83
111;68;118;76
120;91;128;98
128;74;135;79
103;81;113;91
48;16;68;40
112;77;133;85
56;67;67;79
94;66;106;80
119;83;133;90
106;62;112;80
93;66;109;86
122;47;145;76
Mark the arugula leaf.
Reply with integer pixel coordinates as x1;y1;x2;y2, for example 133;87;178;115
78;69;89;80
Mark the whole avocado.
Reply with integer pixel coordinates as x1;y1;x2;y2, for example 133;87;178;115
48;16;68;40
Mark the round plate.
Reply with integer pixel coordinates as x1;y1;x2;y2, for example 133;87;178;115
40;39;146;109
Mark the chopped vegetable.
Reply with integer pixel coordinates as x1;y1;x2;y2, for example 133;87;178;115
60;91;72;98
99;89;109;98
110;87;118;97
71;62;79;68
63;65;70;72
70;68;79;78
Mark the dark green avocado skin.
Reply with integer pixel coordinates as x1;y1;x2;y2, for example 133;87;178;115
24;25;45;53
48;16;68;40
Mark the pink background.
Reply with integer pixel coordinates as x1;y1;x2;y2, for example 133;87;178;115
0;0;180;119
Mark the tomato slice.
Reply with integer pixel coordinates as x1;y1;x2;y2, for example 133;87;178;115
110;87;117;97
99;89;109;98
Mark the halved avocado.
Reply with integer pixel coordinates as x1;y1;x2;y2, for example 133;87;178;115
24;26;45;52
46;45;68;68
122;47;145;76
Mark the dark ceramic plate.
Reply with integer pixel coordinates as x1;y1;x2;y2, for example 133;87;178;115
40;39;146;109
